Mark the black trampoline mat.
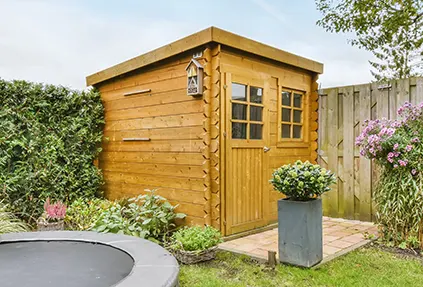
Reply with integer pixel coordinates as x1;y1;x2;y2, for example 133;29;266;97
0;241;134;287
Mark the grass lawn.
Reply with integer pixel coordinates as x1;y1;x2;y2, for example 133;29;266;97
180;247;423;287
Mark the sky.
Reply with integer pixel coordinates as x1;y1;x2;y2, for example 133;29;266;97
0;0;375;89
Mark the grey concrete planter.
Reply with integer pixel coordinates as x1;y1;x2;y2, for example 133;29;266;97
278;198;322;267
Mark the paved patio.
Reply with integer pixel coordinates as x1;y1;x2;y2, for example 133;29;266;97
219;216;378;265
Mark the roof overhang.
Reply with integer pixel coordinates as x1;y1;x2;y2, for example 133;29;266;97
86;26;324;87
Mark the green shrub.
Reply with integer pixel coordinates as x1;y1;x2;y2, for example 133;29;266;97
0;79;104;223
65;198;111;231
168;226;222;252
270;160;336;201
92;190;186;240
0;202;28;234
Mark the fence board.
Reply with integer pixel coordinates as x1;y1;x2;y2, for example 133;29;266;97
319;77;423;221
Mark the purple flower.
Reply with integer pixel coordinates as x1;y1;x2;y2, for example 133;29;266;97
405;145;413;152
393;143;399;150
398;160;408;167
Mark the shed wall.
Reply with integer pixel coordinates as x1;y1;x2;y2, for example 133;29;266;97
220;48;319;224
97;53;207;226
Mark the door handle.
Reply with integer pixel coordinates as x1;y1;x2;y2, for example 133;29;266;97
263;146;271;152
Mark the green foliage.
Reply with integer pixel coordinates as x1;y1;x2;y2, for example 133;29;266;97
270;160;336;201
0;79;104;223
316;0;423;81
374;170;423;248
169;226;222;252
64;198;111;231
0;202;28;234
91;190;186;240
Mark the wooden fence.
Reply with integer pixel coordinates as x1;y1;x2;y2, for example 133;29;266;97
318;77;423;222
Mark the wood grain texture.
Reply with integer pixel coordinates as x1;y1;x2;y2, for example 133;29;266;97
320;78;423;221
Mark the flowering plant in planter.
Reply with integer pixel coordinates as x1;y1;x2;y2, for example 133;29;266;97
356;101;423;248
270;160;336;201
37;198;67;231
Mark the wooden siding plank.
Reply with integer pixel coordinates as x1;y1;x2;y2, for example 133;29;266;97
341;87;355;219
359;85;372;221
102;140;203;153
326;88;339;217
104;126;203;141
99;151;203;165
104;113;203;131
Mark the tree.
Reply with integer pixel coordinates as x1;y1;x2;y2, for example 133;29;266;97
316;0;423;81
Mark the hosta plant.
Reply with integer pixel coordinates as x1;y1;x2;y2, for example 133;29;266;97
168;226;222;253
356;101;423;248
270;160;336;201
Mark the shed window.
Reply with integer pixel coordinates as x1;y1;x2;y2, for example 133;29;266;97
280;90;304;139
231;83;264;140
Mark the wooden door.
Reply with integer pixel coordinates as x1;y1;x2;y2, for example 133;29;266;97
224;73;270;235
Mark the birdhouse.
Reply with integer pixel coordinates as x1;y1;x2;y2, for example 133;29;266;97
185;58;203;96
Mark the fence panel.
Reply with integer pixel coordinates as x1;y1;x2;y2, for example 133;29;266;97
318;77;423;222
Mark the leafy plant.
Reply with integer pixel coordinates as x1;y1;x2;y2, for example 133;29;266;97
91;190;186;240
356;102;423;248
0;202;28;234
316;0;423;81
65;198;111;231
0;79;104;223
270;160;336;201
168;226;222;253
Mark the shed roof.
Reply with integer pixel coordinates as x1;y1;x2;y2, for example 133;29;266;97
86;26;323;86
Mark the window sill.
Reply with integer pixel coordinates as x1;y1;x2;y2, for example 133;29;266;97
276;141;310;148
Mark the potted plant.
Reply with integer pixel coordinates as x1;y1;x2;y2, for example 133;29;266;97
167;225;222;264
37;198;67;231
271;160;336;267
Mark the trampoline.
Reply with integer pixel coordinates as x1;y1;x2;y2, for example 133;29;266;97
0;231;179;287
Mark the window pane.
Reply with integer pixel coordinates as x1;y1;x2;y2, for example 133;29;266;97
282;91;291;106
293;93;302;108
293;110;302;123
232;83;247;101
250;86;263;103
293;125;302;139
232;122;247;139
250;106;263;121
250;124;263;139
282;124;291;138
232;103;247;120
282;108;291;122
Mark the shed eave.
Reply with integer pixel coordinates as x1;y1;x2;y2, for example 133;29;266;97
86;26;323;87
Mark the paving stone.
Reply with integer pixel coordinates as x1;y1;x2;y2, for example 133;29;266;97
323;245;341;255
327;240;354;249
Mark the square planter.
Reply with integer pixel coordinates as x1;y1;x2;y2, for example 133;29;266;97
278;198;322;267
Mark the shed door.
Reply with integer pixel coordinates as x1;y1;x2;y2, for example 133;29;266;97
224;73;270;235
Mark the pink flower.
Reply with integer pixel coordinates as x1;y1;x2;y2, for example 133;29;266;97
393;144;399;150
405;145;413;152
411;169;418;175
44;198;67;222
394;164;399;168
398;160;408;167
411;137;420;143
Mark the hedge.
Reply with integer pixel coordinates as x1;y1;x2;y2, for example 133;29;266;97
0;79;104;223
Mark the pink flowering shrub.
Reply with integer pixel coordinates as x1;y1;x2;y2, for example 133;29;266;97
356;101;423;175
42;198;67;222
356;101;423;248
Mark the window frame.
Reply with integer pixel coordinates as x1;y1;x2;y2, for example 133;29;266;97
230;82;265;140
277;87;309;147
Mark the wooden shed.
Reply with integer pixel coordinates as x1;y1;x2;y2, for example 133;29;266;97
86;27;323;236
